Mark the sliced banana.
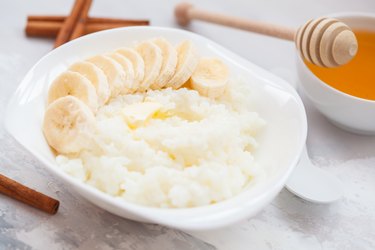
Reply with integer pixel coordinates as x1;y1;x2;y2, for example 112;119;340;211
136;41;163;91
191;58;229;98
166;40;199;89
151;38;177;90
87;55;126;98
116;48;145;91
109;53;135;94
69;61;110;106
43;96;96;154
48;71;99;112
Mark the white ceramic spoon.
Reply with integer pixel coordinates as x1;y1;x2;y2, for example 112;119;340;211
286;147;343;203
270;68;343;203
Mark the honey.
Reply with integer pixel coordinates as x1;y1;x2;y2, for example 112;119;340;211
305;30;375;100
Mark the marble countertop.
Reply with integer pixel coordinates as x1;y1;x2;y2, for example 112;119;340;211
1;0;375;249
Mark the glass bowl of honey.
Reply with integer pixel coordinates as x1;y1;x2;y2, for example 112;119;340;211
297;13;375;135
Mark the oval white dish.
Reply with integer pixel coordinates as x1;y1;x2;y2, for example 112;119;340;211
4;27;307;231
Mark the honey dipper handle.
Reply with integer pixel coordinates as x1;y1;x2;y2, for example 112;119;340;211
175;2;296;41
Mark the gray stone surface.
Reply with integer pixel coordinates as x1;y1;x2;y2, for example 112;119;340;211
1;1;375;249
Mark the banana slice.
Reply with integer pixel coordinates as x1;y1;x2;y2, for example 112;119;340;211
136;41;163;91
191;58;229;98
43;96;96;154
116;48;145;91
151;38;177;90
109;53;135;94
87;55;126;98
48;71;99;112
166;40;199;89
69;61;110;106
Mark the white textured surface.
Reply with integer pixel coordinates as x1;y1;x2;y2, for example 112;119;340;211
1;0;375;249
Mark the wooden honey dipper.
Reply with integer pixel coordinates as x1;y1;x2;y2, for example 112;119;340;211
175;3;358;67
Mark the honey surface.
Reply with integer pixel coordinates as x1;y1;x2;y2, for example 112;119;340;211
305;30;375;100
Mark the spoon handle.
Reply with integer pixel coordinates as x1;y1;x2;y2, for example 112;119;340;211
286;147;343;203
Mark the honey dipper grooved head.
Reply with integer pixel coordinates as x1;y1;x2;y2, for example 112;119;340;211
175;2;193;26
295;17;358;67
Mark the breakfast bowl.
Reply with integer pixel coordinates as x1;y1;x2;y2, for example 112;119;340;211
5;27;307;230
296;12;375;135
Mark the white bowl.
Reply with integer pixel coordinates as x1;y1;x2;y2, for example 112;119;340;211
4;27;307;231
297;13;375;135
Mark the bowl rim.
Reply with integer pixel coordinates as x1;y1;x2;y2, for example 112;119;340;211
297;12;375;104
5;26;308;230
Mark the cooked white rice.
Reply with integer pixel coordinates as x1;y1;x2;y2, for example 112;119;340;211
56;79;266;208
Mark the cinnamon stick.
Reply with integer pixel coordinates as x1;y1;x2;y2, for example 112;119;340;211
85;23;142;33
81;17;150;25
28;15;66;22
70;0;92;40
54;0;87;48
26;21;62;38
26;20;148;38
0;174;59;214
28;15;150;25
